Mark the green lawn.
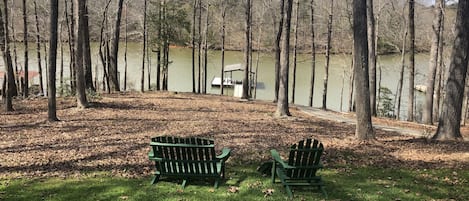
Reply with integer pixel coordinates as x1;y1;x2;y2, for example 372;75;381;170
1;165;467;201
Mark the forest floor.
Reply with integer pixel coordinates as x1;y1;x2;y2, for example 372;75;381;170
0;91;468;179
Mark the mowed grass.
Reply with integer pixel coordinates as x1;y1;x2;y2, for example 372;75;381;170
1;165;468;201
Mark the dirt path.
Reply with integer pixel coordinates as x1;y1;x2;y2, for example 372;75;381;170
297;105;426;138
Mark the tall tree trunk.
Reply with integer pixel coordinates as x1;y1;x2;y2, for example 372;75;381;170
60;21;64;96
197;0;202;93
109;0;125;91
0;0;15;111
83;5;94;92
74;0;88;108
123;3;128;91
322;0;333;110
98;0;111;93
220;1;226;95
275;0;293;117
141;0;147;92
65;0;76;93
48;0;59;121
22;0;28;97
242;0;251;99
348;49;355;112
407;0;415;122
156;0;161;91
432;0;469;141
396;27;408;120
353;0;374;140
309;0;316;107
203;3;209;94
424;0;444;124
34;0;44;96
434;2;445;122
367;0;377;116
291;0;299;104
10;1;19;96
274;0;285;103
192;0;197;93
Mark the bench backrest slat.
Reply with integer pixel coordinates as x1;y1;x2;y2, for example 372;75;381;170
151;136;218;175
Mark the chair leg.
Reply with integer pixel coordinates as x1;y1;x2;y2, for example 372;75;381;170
181;179;187;188
285;185;293;198
320;186;327;199
214;179;220;189
271;162;276;183
151;175;160;185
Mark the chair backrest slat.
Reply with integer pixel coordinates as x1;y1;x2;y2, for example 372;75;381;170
287;139;324;179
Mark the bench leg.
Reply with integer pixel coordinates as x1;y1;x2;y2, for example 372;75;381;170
214;179;220;189
151;175;160;185
181;179;187;188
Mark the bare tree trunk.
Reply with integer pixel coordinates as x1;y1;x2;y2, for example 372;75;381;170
396;27;408;120
156;1;161;91
65;0;76;93
203;3;209;94
98;0;111;93
10;2;19;96
48;0;59;121
407;0;415;122
275;0;293;117
34;0;44;96
242;0;251;99
141;0;147;92
0;0;15;111
309;0;316;107
291;0;299;104
367;0;377;116
353;0;374;141
83;5;94;92
109;0;125;91
322;0;333;110
197;0;202;93
274;0;285;103
434;3;445;122
74;0;88;108
60;21;64;96
433;0;469;141
22;0;29;97
423;0;444;124
192;0;197;93
348;50;354;112
220;1;226;95
123;3;128;91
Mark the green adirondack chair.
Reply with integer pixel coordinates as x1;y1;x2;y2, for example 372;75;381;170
148;136;231;188
270;139;327;198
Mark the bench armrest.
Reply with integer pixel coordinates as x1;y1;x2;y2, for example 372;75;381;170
270;149;294;169
216;148;231;161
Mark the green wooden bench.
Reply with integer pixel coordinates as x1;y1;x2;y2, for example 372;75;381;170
271;138;327;198
148;136;231;188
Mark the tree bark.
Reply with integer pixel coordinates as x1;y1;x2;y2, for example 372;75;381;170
203;3;209;94
291;0;299;104
74;0;88;108
367;0;377;116
396;27;408;120
274;0;285;103
434;2;445;122
83;5;94;92
197;0;202;93
22;0;28;97
275;0;293;117
109;0;125;91
48;0;59;121
192;0;197;93
407;0;415;122
353;0;374;140
0;0;15;111
309;0;316;107
123;3;128;91
220;1;226;95
141;0;147;92
432;0;469;141
33;0;44;96
242;0;251;99
322;0;334;110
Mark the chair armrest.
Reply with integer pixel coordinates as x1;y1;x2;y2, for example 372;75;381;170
148;150;154;158
216;148;231;161
270;149;294;169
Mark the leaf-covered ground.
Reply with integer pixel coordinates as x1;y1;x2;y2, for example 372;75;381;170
1;92;468;179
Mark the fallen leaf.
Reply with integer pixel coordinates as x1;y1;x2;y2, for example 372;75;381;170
262;188;275;197
119;196;128;200
228;186;239;193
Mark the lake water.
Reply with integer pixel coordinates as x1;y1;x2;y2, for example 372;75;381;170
2;42;431;119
